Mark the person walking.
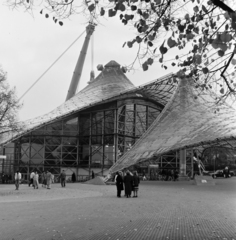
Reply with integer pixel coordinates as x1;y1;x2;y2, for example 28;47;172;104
115;171;124;197
33;171;39;189
132;171;140;198
59;170;66;187
15;170;21;190
72;172;76;183
46;171;52;189
92;171;95;179
29;171;35;187
41;171;46;188
123;171;133;198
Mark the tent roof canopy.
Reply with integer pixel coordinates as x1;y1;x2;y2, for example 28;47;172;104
109;78;236;173
0;61;176;146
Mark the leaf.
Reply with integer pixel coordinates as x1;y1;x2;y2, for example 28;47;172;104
142;62;148;71
220;88;224;94
193;54;202;64
159;41;168;55
127;41;133;48
59;21;63;26
154;0;161;4
224;12;230;20
218;50;225;57
88;4;95;12
186;33;194;40
100;7;105;16
136;36;142;43
40;9;43;14
122;42;126;48
143;12;149;19
148;35;155;41
202;5;208;13
185;14;190;20
108;9;117;17
148;41;153;47
231;59;236;65
167;37;177;48
193;6;199;13
202;67;209;74
45;13;49;18
117;3;126;12
220;32;232;42
218;43;228;52
147;58;154;65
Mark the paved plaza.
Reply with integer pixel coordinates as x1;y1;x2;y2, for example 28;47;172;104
0;178;236;240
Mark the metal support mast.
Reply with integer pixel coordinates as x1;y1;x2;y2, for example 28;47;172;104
65;24;95;101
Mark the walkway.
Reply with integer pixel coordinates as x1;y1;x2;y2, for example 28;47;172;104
0;178;236;240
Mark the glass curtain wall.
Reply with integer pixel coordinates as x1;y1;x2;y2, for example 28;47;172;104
12;100;161;176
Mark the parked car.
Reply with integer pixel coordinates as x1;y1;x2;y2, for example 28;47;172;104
210;169;232;178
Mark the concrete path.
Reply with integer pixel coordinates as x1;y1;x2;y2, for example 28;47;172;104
0;178;236;240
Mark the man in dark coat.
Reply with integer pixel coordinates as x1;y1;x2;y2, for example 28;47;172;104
72;172;76;183
115;172;123;197
124;171;133;198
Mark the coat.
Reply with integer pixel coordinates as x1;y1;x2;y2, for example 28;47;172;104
46;172;52;184
124;174;133;196
116;175;124;191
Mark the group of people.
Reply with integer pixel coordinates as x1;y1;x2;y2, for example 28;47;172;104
1;172;12;184
115;170;140;198
29;170;54;189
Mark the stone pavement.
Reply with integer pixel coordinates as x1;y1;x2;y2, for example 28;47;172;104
0;178;236;240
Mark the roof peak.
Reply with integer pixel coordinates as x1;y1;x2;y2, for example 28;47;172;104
104;60;120;68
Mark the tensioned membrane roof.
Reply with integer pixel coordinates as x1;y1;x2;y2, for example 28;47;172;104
109;78;236;173
0;60;176;146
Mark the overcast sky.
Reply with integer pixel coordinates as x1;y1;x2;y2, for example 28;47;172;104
0;3;176;121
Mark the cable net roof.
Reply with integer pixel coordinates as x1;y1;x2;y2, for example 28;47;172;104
0;61;176;146
109;78;236;174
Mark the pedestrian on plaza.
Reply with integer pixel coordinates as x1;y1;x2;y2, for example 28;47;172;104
92;171;95;179
15;170;21;190
132;171;140;198
123;171;133;198
224;166;230;178
72;172;76;183
51;173;55;183
142;171;147;181
174;170;179;181
1;172;5;184
33;171;39;189
115;171;124;197
5;174;9;184
29;171;35;187
46;171;52;189
59;170;66;187
41;171;46;188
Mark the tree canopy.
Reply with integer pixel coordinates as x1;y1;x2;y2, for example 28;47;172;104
0;67;21;134
8;0;236;101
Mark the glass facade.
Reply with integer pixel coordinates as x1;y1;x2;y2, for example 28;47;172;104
1;99;161;180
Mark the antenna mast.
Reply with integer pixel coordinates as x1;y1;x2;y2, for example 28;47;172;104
65;23;95;101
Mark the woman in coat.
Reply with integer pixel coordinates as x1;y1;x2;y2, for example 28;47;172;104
115;172;124;197
123;171;133;198
46;171;52;189
132;171;140;198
